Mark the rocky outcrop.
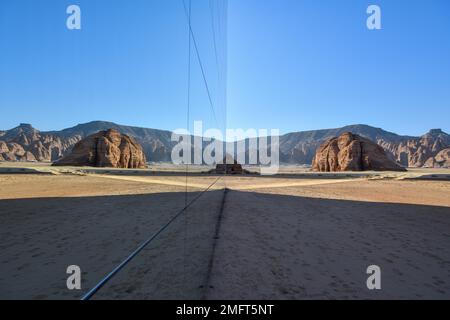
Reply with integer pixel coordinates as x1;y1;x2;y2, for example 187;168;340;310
381;129;450;167
48;121;174;162
0;141;9;153
53;129;147;168
423;148;450;168
312;132;406;172
0;124;80;162
278;125;409;165
0;122;171;163
281;126;450;168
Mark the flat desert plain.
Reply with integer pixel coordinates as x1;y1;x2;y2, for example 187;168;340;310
0;165;450;299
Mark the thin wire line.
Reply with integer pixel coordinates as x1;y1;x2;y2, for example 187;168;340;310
80;177;222;301
182;0;219;127
185;0;192;208
223;0;229;134
209;0;221;84
183;0;192;299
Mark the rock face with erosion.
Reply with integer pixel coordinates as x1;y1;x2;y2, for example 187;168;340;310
53;129;147;168
423;148;450;168
0;124;79;162
312;132;406;172
278;126;450;167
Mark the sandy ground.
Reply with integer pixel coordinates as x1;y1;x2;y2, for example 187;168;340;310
0;174;226;299
229;178;450;207
0;170;449;299
208;183;450;300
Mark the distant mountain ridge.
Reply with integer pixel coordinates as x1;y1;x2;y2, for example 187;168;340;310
0;123;79;162
278;124;412;164
278;124;450;167
44;121;175;162
0;121;175;163
0;121;449;168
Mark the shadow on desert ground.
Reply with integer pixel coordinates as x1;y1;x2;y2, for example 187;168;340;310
1;189;449;300
208;190;450;300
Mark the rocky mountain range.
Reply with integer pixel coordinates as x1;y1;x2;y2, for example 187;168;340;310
0;121;174;163
0;124;79;162
278;125;450;168
0;121;449;168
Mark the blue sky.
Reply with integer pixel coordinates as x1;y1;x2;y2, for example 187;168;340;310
0;0;449;136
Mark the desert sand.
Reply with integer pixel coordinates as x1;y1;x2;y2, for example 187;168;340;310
208;178;450;300
0;165;449;300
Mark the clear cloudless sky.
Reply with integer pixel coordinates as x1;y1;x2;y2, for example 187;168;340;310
1;0;449;136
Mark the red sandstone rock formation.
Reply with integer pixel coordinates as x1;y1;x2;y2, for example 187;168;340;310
53;129;147;169
312;132;406;172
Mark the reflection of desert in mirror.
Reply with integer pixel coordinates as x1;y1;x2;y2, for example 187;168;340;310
1;0;449;300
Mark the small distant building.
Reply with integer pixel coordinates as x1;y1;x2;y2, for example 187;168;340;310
213;155;244;174
215;159;243;174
